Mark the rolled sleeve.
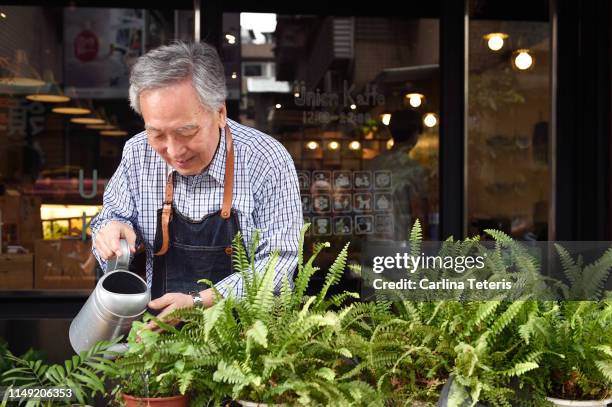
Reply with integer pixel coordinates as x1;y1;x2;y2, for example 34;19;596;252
90;145;139;271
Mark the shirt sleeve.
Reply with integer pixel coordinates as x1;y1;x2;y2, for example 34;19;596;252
90;143;139;272
214;155;303;298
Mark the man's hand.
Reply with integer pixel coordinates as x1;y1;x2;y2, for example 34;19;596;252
94;221;137;259
145;293;192;330
145;289;216;330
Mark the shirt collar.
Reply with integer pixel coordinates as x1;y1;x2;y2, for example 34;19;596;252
206;125;226;185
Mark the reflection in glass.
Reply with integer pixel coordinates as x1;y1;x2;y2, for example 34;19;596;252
228;13;440;278
0;5;194;293
467;18;551;241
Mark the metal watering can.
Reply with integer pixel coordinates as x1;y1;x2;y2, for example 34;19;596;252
69;239;150;354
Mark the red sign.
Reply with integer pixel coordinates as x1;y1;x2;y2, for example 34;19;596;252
74;30;99;62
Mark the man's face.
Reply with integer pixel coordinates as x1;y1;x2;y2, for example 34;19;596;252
140;80;227;176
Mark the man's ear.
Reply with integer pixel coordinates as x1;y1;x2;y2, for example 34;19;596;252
218;104;227;128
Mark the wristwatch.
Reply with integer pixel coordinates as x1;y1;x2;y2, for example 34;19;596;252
189;291;203;307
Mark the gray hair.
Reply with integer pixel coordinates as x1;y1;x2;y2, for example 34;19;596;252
129;41;227;114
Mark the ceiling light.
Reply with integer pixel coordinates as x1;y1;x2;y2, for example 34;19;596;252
483;32;508;51
25;70;71;103
306;141;319;150
100;130;128;137
348;141;361;150
86;124;116;130
0;49;44;87
423;113;438;128
70;117;106;125
52;107;91;115
512;49;534;71
381;113;391;126
405;93;424;108
26;94;70;103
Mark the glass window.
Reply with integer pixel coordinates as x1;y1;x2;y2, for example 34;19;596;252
466;4;551;241
223;13;440;276
243;63;264;77
0;5;193;291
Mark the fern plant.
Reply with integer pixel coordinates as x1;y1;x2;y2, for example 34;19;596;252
104;316;213;403
161;224;381;406
0;339;117;407
383;222;612;406
350;221;561;406
520;301;612;401
553;244;612;300
83;224;381;405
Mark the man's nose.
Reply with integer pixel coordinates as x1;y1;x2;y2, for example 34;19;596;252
166;138;187;158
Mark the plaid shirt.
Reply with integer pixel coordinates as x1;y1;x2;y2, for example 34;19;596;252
90;118;303;298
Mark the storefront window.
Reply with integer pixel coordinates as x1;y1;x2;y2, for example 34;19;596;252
466;5;551;240
224;13;440;275
0;5;194;291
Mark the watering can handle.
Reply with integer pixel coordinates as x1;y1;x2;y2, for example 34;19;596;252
105;239;131;273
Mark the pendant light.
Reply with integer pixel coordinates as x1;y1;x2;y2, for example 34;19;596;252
0;50;45;92
26;70;70;103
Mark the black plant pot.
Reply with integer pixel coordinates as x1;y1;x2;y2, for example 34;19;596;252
437;376;487;407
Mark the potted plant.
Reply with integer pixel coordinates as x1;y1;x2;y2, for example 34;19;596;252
164;226;382;406
351;222;538;405
104;317;204;406
350;221;572;406
522;301;612;407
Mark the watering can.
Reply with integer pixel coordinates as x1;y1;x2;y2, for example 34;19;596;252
69;239;150;354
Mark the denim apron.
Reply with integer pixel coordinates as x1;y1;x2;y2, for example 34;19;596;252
150;125;240;299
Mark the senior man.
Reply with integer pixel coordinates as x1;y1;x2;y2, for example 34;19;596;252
90;41;302;320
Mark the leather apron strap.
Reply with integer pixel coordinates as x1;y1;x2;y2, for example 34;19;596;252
155;124;234;256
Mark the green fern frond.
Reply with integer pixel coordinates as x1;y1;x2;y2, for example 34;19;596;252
484;229;513;243
500;361;539;377
554;244;580;284
491;301;525;336
293;242;330;306
580;247;612;299
409;220;423;257
314;242;349;309
232;231;250;274
594;360;612;383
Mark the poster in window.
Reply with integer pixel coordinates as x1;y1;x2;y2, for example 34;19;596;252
64;8;144;98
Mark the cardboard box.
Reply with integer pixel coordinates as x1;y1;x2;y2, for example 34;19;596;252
0;253;34;289
0;195;42;253
34;239;96;289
